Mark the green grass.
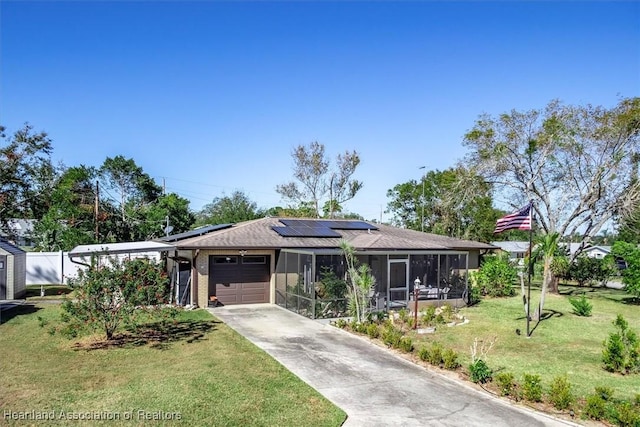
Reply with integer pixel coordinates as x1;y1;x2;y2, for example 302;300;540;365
416;285;639;401
0;304;346;426
25;284;74;300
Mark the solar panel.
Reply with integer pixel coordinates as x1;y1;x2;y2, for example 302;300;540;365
278;219;378;230
272;226;341;238
321;220;379;230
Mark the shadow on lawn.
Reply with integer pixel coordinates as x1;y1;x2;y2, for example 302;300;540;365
0;303;42;325
72;319;222;351
515;309;563;336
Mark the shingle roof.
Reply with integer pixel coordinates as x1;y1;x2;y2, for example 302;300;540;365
0;238;26;255
176;217;495;251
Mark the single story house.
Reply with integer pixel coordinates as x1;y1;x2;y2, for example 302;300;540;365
491;241;530;261
1;219;36;248
171;217;495;319
0;238;27;300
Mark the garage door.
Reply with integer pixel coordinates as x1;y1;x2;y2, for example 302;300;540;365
209;255;270;305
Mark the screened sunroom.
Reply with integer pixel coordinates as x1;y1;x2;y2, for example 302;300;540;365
274;249;470;319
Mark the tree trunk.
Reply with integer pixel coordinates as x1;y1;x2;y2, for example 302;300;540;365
549;274;559;294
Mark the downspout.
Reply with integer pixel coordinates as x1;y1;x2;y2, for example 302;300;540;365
192;249;200;307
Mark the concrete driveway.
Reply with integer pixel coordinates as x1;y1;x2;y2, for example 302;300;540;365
210;304;577;427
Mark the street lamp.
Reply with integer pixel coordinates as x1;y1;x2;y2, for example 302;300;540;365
419;166;426;232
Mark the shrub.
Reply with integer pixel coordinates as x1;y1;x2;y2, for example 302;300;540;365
614;401;640;427
584;394;606;421
495;372;516;397
469;359;492;384
612;241;640;301
317;266;348;299
427;341;444;366
366;323;380;339
398;336;414;353
569;256;605;287
398;308;410;324
595;386;615;401
475;253;517;297
62;257;169;341
442;348;460;370
418;346;429;362
467;271;482;305
381;325;403;348
548;375;574;410
568;294;593;317
421;306;436;326
522;373;542;402
334;319;348;329
602;314;640;374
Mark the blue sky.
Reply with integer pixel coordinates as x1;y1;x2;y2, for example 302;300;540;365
2;1;639;222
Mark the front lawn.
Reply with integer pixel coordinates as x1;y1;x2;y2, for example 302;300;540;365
0;304;346;426
410;286;639;401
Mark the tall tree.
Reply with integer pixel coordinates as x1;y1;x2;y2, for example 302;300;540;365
386;167;501;242
463;97;640;256
195;190;264;226
0;123;57;230
276;141;363;218
32;166;98;251
98;155;164;241
133;193;196;240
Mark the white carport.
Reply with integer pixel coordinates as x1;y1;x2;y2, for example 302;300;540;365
68;241;176;266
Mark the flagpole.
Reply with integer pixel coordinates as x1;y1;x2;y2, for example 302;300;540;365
526;224;533;337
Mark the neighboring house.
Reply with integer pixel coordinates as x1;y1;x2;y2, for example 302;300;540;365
0;238;27;300
584;245;612;259
1;219;36;249
490;241;530;261
170;217;495;319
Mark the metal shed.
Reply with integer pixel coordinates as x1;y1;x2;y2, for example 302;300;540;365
0;238;27;300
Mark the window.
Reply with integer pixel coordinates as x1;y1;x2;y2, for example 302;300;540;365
0;261;4;269
242;256;266;264
213;256;238;264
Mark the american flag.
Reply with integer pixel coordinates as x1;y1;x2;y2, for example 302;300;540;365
493;202;533;234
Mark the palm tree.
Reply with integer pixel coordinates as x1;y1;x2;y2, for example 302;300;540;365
532;232;560;320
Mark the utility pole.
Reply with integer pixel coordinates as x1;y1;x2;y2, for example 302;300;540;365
94;180;100;240
419;166;426;232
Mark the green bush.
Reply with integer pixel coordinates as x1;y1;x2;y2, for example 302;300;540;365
366;323;380;339
467;271;482;305
495;372;516;397
584;394;607;421
595;386;615;401
398;308;410;324
569;256;610;287
522;373;543;402
427;341;444;366
548;375;574;410
612;241;640;301
381;325;403;348
62;257;170;341
398;336;414;353
417;346;429;362
442;348;460;370
475;253;517;297
602;314;640;374
421;306;436;325
469;359;492;384
568;294;593;317
334;318;348;329
317;266;348;299
613;401;640;427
